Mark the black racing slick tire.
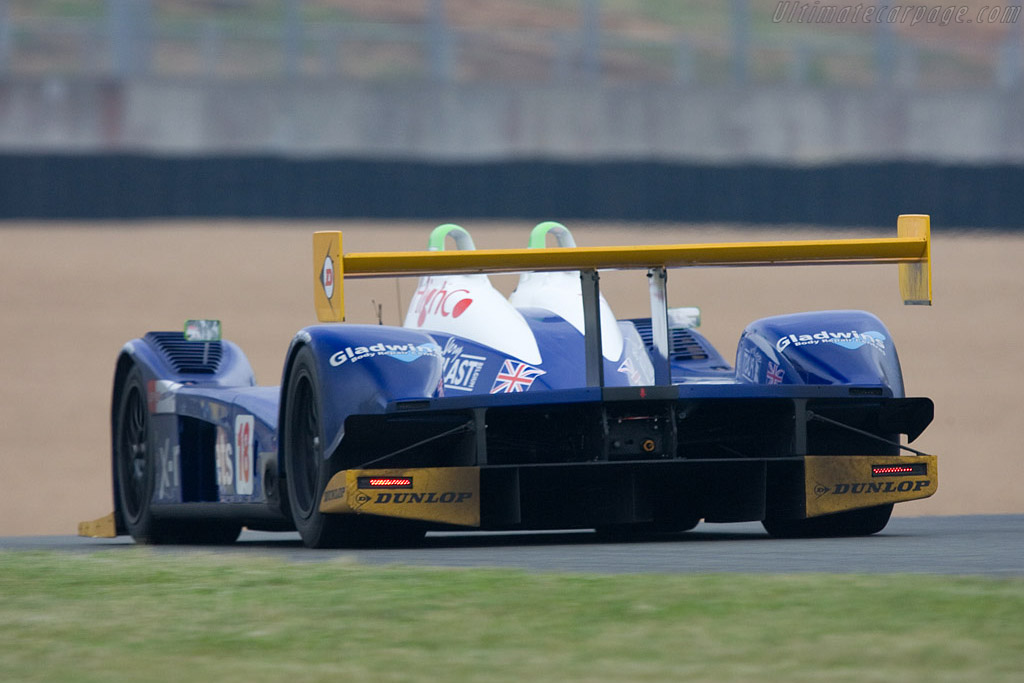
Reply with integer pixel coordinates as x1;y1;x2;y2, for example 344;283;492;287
762;504;893;539
282;346;425;549
282;346;350;548
114;365;168;544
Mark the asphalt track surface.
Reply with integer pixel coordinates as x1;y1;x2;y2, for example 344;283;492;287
4;515;1021;576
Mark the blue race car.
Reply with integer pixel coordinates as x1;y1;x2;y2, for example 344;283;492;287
81;217;937;547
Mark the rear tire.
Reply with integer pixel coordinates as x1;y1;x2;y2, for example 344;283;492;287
282;346;351;548
282;346;427;549
762;504;893;538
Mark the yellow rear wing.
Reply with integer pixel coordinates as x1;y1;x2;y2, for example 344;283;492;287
314;214;932;323
314;214;931;388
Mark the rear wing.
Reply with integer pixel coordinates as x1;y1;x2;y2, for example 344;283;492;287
312;214;932;386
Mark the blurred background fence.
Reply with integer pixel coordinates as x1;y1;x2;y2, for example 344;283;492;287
2;1;1023;226
2;0;1022;87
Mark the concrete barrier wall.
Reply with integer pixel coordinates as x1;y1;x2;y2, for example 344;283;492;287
3;78;1024;162
3;79;1022;227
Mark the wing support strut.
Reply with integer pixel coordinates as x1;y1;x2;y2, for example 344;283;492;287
647;266;670;386
580;268;604;388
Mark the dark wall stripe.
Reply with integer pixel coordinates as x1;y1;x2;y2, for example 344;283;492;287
0;154;1020;228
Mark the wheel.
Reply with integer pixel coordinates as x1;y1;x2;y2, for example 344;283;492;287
762;504;893;538
282;346;351;548
114;365;171;544
282;346;427;549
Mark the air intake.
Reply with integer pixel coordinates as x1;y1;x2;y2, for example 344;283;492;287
629;319;709;362
145;331;223;374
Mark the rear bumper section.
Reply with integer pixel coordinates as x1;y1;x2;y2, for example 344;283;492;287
319;394;936;529
320;454;936;530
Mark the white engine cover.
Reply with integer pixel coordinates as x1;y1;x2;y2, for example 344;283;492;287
509;270;624;362
404;274;542;365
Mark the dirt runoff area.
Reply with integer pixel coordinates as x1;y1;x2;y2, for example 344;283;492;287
1;220;1020;536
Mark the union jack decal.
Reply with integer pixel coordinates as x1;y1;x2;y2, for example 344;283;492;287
489;359;546;394
766;361;785;385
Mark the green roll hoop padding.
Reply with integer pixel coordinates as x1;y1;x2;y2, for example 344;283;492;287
428;223;476;251
528;221;577;249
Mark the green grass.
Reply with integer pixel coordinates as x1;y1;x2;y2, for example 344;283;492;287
1;551;1022;683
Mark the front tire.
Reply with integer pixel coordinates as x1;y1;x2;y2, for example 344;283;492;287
114;365;170;544
762;504;893;538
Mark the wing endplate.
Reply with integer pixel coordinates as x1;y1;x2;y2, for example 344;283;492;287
897;214;932;306
313;231;345;322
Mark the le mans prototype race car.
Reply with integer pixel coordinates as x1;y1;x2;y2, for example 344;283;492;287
81;216;937;547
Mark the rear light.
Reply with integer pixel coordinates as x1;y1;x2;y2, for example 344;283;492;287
358;476;413;489
871;463;927;477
